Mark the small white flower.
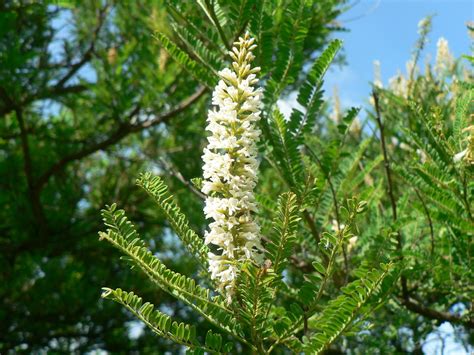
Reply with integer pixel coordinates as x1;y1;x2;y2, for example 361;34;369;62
348;236;358;252
331;219;345;233
417;149;427;164
453;148;467;163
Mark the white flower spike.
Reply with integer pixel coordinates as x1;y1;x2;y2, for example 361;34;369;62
202;33;263;302
434;37;454;77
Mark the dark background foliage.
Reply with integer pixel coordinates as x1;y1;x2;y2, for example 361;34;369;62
1;0;472;354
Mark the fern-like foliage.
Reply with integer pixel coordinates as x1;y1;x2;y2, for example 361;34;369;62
266;192;301;277
136;172;209;269
234;192;301;347
99;204;244;342
290;39;343;136
234;262;275;345
395;90;473;234
153;32;216;88
93;8;474;352
263;0;312;107
232;192;302;344
101;288;228;353
170;22;224;75
264;39;343;196
265;109;303;190
102;288;234;353
302;262;397;354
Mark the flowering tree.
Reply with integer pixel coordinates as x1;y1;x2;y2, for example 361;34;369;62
98;31;399;353
98;10;473;355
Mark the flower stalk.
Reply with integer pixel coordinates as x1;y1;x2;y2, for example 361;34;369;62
202;33;263;301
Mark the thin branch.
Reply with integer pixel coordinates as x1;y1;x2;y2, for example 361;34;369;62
166;4;227;57
0;2;101;118
400;297;474;329
204;0;230;50
289;255;313;273
413;187;435;255
38;84;87;101
138;86;207;129
15;108;34;191
14;107;48;236
461;172;473;221
0;84;88;118
158;157;206;200
54;5;109;88
34;86;207;191
302;210;321;244
372;89;408;297
304;144;347;273
34;120;132;191
0;86;16;117
234;16;250;43
372;90;398;222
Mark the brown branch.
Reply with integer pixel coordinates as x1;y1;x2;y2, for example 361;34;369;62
37;84;87;100
0;1;101;118
54;5;108;88
0;84;88;118
302;210;321;244
400;297;474;329
14;107;48;236
289;255;313;272
158;157;206;200
138;86;207;129
413;187;435;255
303;144;343;268
326;173;349;281
0;86;16;117
34;86;207;191
372;90;398;222
372;89;409;297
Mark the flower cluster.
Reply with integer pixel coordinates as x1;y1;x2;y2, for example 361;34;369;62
388;72;408;98
373;60;383;89
202;33;263;301
434;37;454;77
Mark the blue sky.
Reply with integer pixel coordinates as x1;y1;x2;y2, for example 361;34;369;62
323;0;473;109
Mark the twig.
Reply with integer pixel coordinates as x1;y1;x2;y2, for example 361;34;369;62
158;157;206;200
302;210;321;244
413;187;435;255
204;0;230;50
400;297;474;329
14;107;48;236
372;89;408;297
304;144;347;273
54;5;109;88
35;86;207;191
